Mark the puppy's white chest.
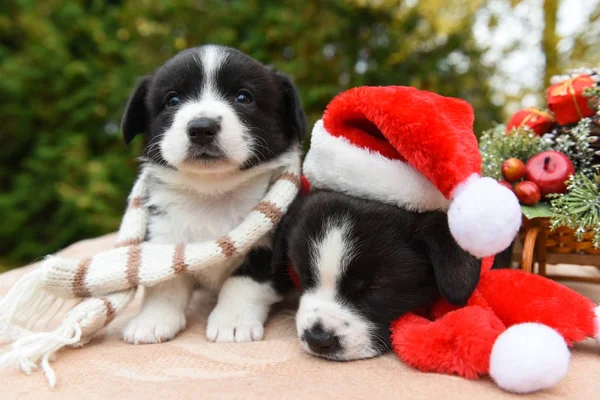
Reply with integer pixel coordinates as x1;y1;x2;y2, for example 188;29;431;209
147;175;271;242
146;173;273;288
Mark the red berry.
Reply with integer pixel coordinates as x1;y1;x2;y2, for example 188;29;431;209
501;158;526;182
514;181;541;206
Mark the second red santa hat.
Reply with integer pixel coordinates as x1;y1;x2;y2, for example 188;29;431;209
303;86;521;258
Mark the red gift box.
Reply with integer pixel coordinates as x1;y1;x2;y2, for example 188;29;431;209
506;107;555;136
547;75;596;125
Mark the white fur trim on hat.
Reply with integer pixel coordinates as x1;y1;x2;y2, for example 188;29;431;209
448;175;521;258
303;120;451;212
490;323;570;394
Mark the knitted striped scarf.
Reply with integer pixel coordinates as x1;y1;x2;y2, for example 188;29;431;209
0;150;301;387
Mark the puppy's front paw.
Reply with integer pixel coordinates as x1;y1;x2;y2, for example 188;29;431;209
122;310;186;344
206;307;265;343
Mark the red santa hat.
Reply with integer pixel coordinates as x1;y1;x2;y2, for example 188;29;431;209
303;86;521;258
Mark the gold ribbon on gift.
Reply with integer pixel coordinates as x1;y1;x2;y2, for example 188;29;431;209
549;75;591;119
519;108;554;128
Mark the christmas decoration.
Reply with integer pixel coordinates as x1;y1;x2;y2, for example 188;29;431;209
584;87;600;168
547;74;596;125
592;117;600;168
506;107;555;136
543;117;600;176
479;125;550;181
584;85;600;110
514;181;541;206
548;173;600;248
524;151;575;196
501;158;526;182
302;85;522;259
481;67;600;250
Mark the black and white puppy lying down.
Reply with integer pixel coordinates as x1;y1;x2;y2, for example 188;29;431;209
272;190;481;360
120;44;306;344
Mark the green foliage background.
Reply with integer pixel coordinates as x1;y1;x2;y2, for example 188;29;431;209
0;0;501;265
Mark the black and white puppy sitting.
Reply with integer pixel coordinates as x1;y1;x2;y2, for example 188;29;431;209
273;190;481;360
120;45;305;344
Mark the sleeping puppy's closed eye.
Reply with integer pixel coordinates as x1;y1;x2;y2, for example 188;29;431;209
273;190;480;361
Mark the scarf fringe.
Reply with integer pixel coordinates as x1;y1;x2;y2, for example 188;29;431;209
0;288;136;387
0;266;78;387
0;320;83;388
0;268;59;341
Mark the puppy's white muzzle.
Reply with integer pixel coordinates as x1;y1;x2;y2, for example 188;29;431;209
296;291;380;361
161;99;251;168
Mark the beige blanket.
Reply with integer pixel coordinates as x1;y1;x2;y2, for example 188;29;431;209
1;234;599;399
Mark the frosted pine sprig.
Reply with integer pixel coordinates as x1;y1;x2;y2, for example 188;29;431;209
547;118;598;176
548;173;600;248
583;85;600;112
479;125;550;180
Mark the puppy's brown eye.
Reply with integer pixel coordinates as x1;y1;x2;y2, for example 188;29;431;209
235;89;253;104
166;92;180;107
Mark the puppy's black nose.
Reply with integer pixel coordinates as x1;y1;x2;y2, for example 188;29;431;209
304;325;338;354
187;118;220;145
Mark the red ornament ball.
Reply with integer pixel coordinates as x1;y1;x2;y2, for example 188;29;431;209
524;151;575;196
501;158;526;183
515;181;541;206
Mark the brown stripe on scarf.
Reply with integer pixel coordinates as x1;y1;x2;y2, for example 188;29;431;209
254;201;282;224
115;238;142;248
276;172;300;187
126;245;142;287
102;298;116;327
216;236;236;257
172;243;188;274
73;258;92;298
128;196;143;209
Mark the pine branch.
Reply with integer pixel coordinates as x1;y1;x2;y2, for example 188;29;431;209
548;173;600;248
583;86;600;111
479;125;551;180
545;117;600;175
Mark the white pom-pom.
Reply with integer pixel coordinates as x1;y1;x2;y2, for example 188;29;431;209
448;174;521;258
490;323;570;394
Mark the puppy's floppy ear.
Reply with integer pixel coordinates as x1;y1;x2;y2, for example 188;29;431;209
276;72;307;142
121;75;152;145
416;212;481;306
